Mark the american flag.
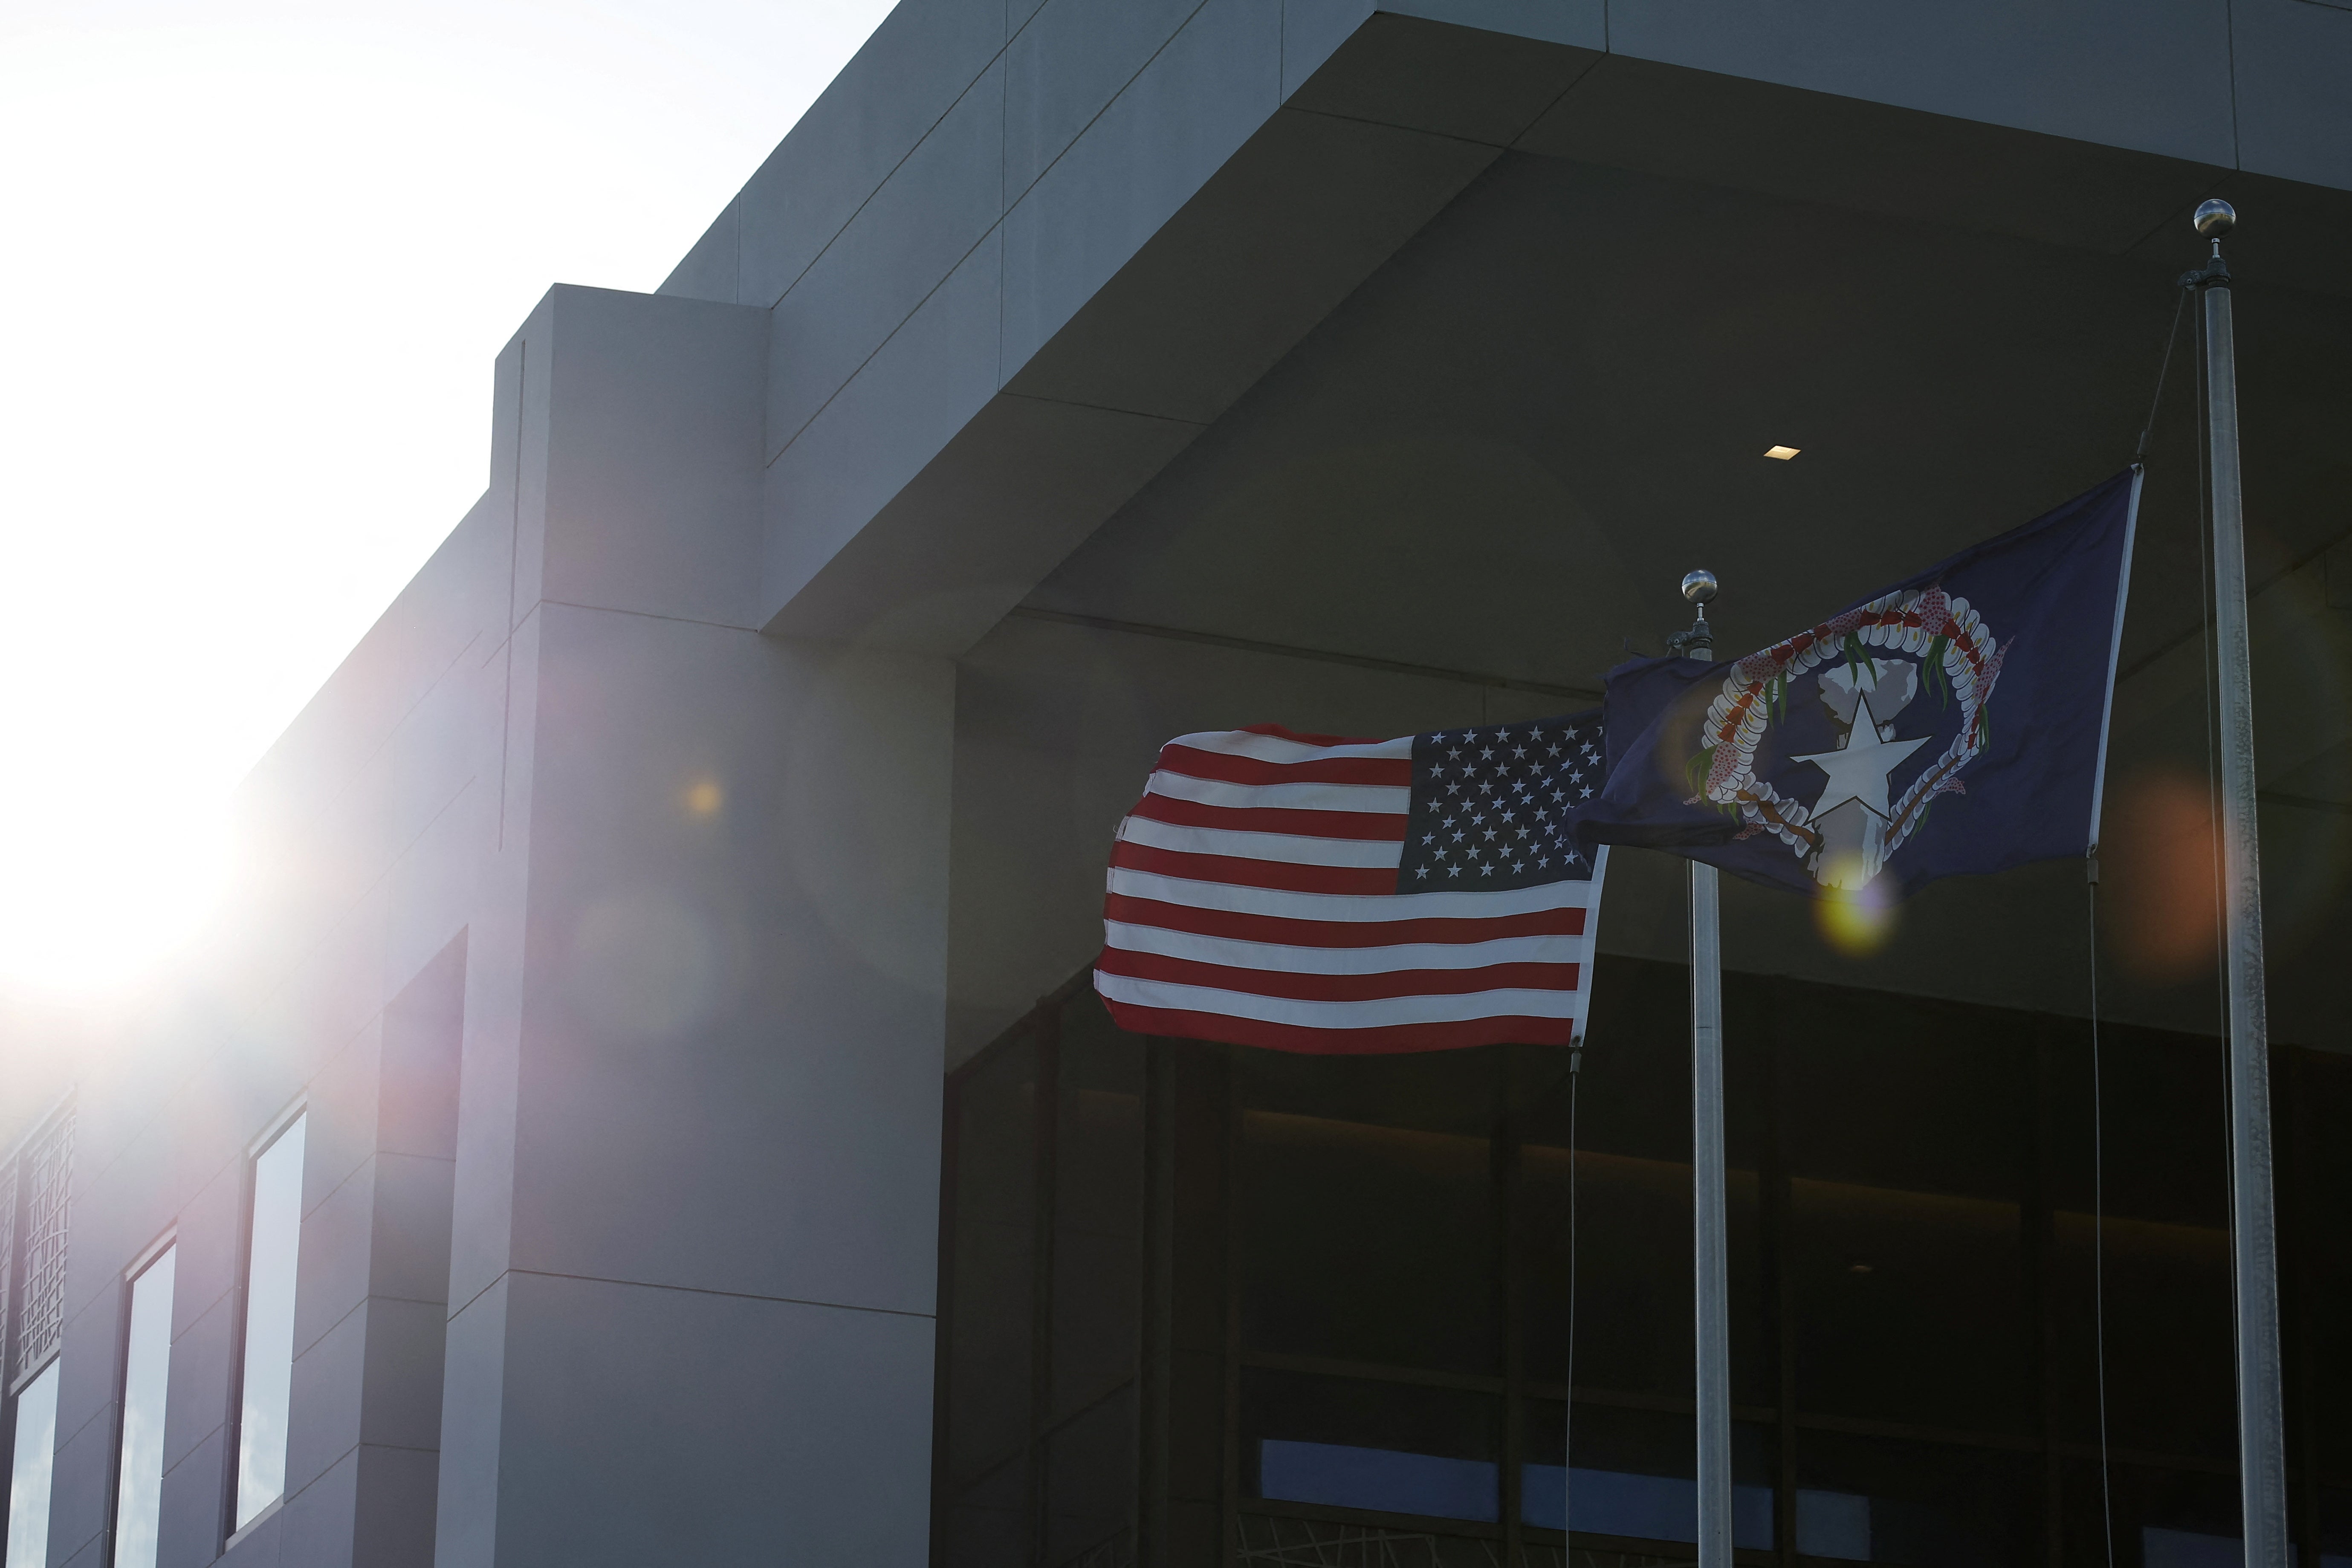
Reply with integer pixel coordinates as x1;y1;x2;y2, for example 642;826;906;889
1093;715;1611;1053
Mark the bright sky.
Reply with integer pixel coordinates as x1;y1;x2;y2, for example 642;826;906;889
0;0;896;1001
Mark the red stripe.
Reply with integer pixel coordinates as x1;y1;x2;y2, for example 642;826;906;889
1238;723;1387;747
1097;948;1578;1002
1157;744;1412;788
1130;792;1407;842
1110;842;1397;897
1103;893;1586;946
1098;996;1577;1054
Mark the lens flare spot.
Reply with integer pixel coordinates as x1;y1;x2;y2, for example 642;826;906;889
1814;855;1899;955
683;779;723;818
2105;770;2221;981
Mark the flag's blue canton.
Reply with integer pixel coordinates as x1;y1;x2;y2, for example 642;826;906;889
1399;712;1605;890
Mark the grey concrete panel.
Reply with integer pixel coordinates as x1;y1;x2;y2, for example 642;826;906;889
58;1098;178;1332
430;1278;509;1568
45;1397;117;1567
1604;0;2237;169
294;1157;376;1360
1023;154;2171;687
532;287;769;630
505;606;951;1313
218;1504;282;1568
301;1024;384;1219
276;1446;359;1568
767;58;1006;457
481;1272;932;1568
2232;0;2352;191
487;340;522;529
162;1294;234;1477
373;805;487;1050
155;1425;227;1568
50;1264;123;1452
1519;53;2224;257
506;296;557;634
1282;7;1599;137
998;0;1280;382
767;392;1202;653
356;1300;447;1456
171;1167;243;1342
1004;0;1200;200
763;233;1004;634
285;1298;448;1507
348;1445;437;1568
364;1154;456;1308
377;937;464;1164
656;194;740;305
285;1302;367;1501
1282;0;1603;96
734;0;1007;308
443;611;537;1318
1003;107;1500;422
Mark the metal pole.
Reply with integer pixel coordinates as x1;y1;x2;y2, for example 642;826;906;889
1691;858;1733;1566
2189;197;2290;1568
1676;570;1734;1568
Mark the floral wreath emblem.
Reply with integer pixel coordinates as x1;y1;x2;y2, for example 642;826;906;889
1686;585;2011;890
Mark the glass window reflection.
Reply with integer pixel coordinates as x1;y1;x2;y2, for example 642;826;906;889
113;1246;176;1568
3;1363;58;1568
235;1114;306;1530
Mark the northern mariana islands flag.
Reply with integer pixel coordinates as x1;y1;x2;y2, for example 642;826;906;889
1578;471;2141;898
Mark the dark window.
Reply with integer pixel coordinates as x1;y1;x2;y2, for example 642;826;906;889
934;960;2349;1566
936;988;1146;1568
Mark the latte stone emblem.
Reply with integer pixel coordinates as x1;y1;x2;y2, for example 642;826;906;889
1684;585;2010;890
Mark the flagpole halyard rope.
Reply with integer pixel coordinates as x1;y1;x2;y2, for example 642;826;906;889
2138;288;2190;461
2082;278;2193;1568
2088;879;2118;1568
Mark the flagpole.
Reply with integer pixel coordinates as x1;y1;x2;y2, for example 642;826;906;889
2187;198;2290;1568
1674;570;1734;1568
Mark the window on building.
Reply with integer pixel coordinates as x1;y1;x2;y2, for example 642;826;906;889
3;1108;72;1568
934;960;2352;1565
113;1244;176;1568
3;1365;56;1568
233;1114;306;1532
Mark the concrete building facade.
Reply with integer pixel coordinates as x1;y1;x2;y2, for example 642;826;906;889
4;3;2350;1564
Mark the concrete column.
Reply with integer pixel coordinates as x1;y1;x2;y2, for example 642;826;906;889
435;286;951;1567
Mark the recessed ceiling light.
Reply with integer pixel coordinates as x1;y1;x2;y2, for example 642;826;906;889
1765;445;1801;460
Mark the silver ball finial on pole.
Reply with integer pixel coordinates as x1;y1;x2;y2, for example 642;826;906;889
2194;198;2236;238
1669;569;1718;660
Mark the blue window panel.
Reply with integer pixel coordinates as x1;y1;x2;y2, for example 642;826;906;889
1521;1462;1774;1550
1259;1439;1498;1523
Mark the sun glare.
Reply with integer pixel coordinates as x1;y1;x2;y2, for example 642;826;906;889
0;0;894;1002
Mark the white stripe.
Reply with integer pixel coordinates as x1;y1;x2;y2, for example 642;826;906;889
1105;921;1574;974
1095;971;1587;1026
1119;815;1403;869
1146;770;1409;816
1107;866;1600;923
1165;729;1415;764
